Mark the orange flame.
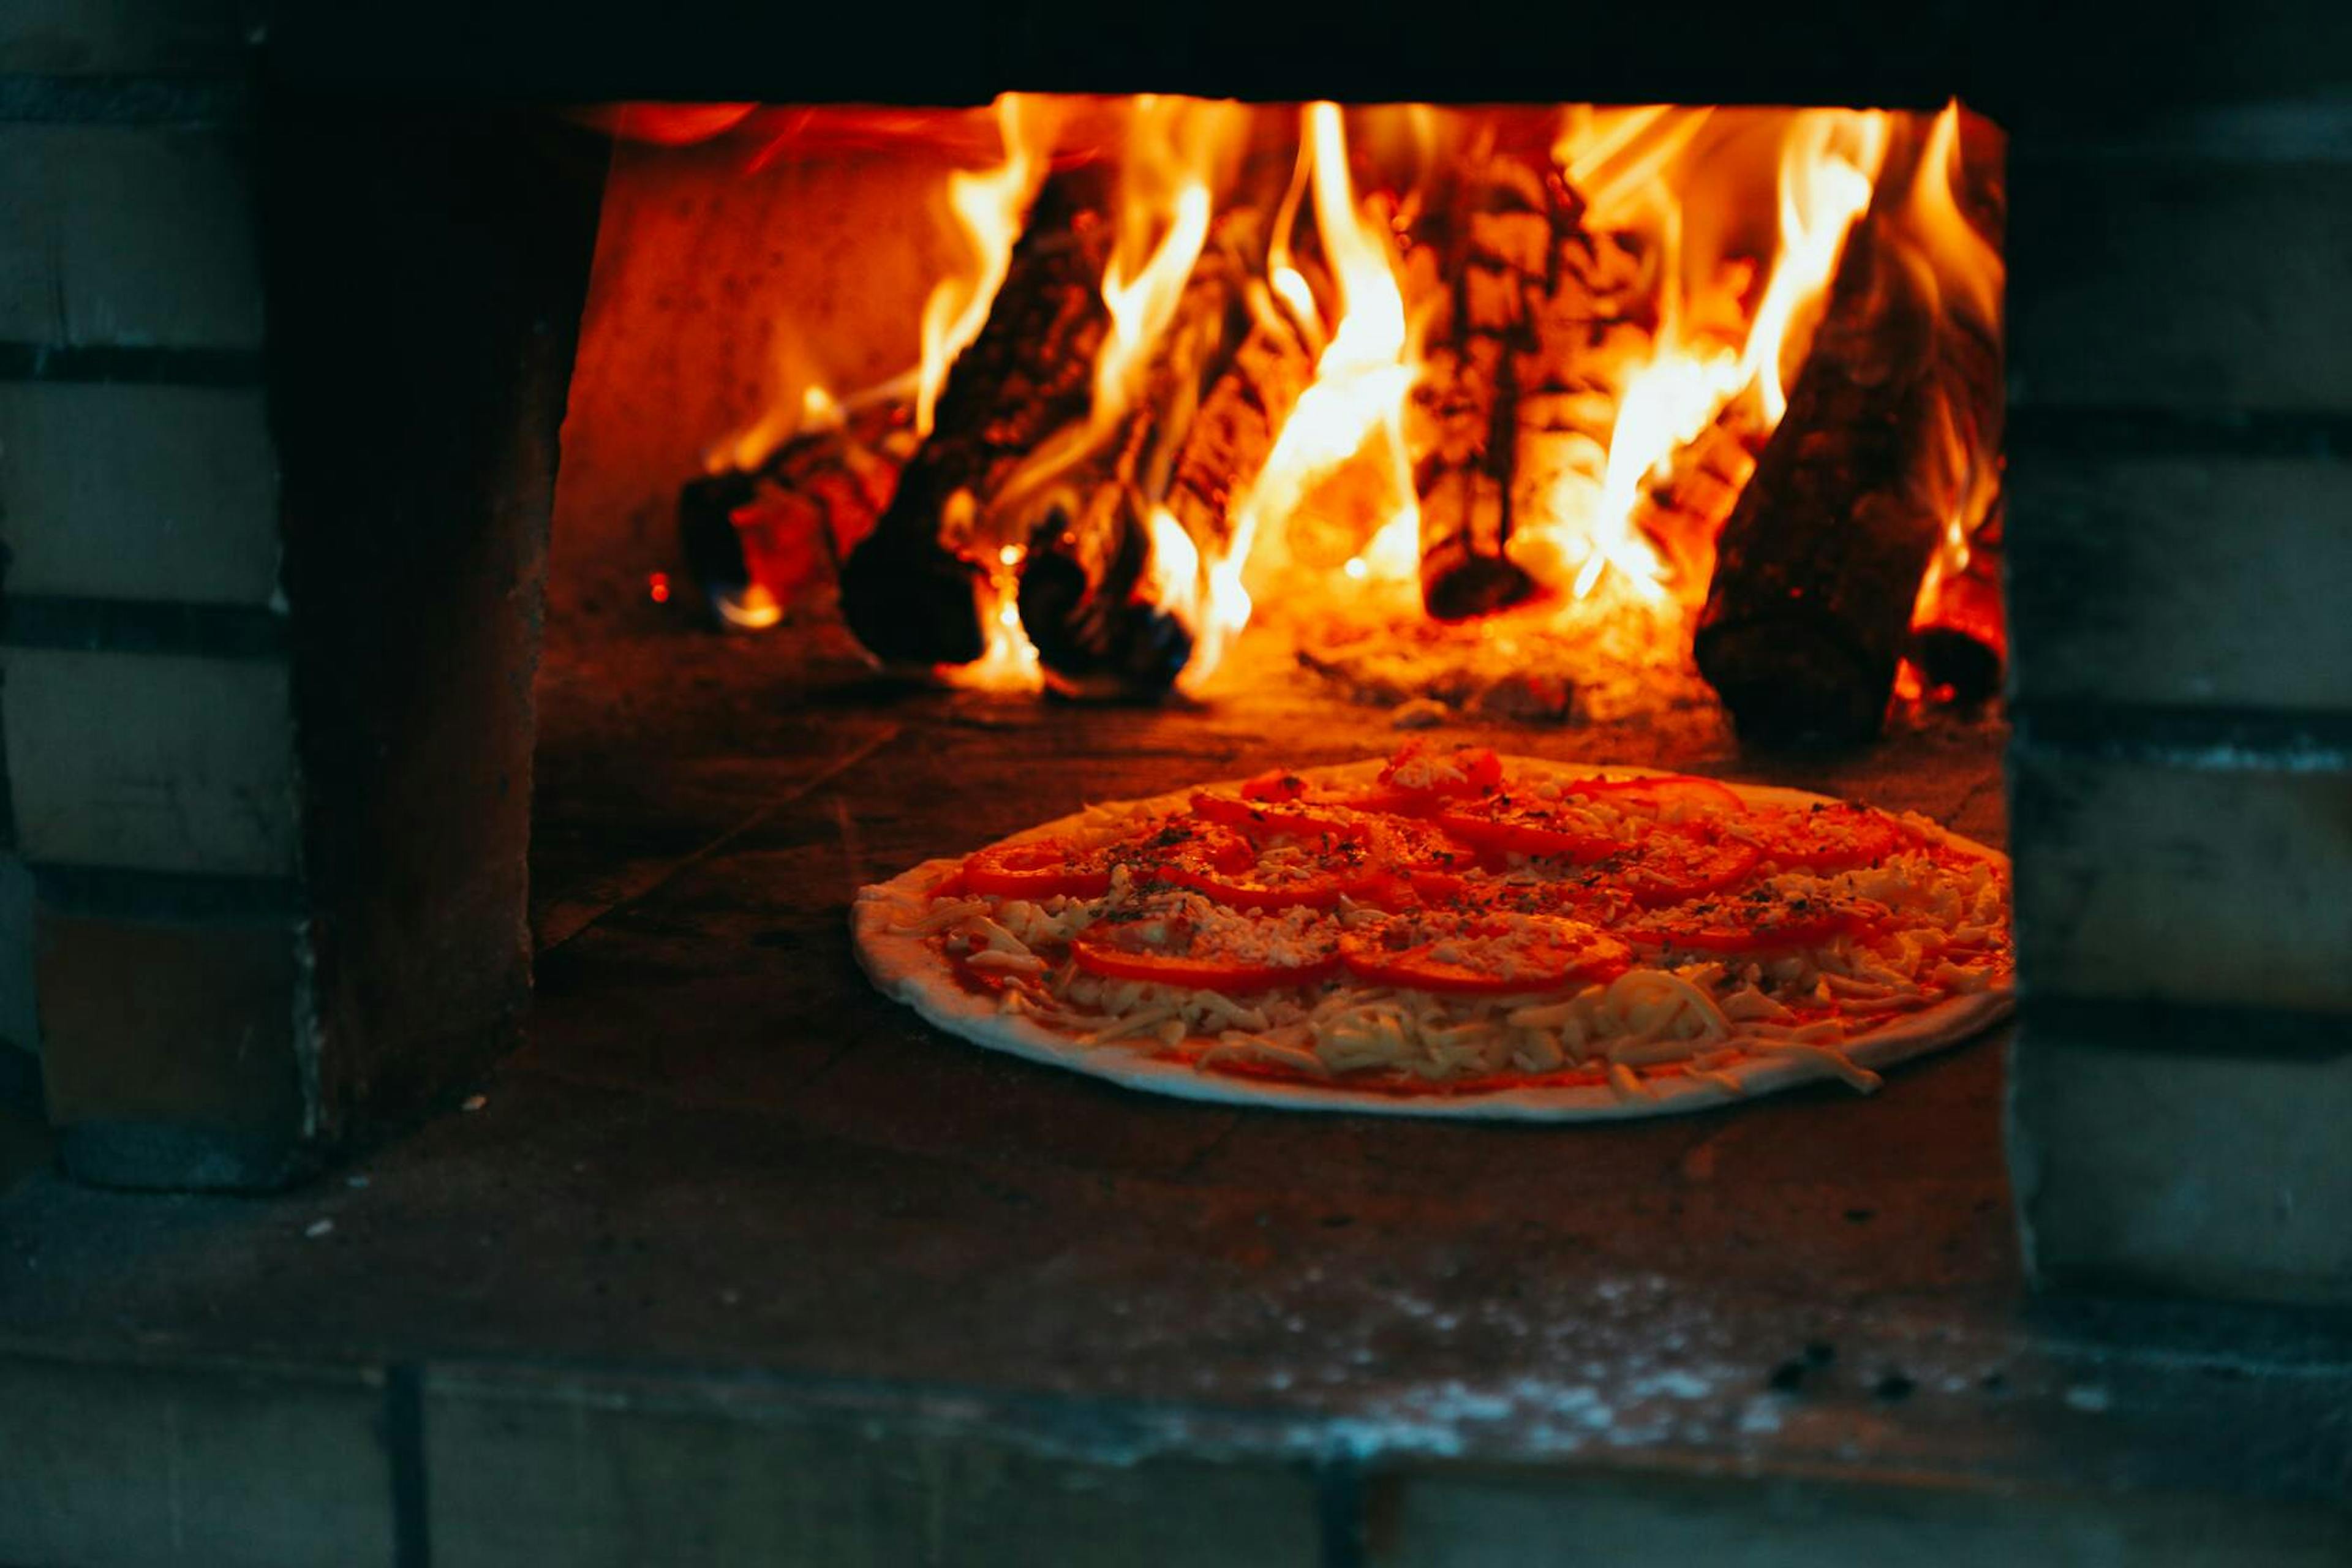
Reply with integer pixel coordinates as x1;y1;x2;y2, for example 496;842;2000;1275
917;94;1055;440
1235;103;1422;603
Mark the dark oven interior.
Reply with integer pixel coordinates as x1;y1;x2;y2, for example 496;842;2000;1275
1;4;2348;1563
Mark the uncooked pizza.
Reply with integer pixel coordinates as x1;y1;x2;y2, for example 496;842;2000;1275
853;745;2013;1120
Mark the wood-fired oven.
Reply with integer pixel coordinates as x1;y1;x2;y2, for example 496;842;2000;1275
0;2;2346;1563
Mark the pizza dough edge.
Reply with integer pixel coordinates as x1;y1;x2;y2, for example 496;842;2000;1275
850;756;2015;1122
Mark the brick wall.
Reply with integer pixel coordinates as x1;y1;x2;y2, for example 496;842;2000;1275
0;6;605;1189
0;2;311;1186
2003;102;2352;1305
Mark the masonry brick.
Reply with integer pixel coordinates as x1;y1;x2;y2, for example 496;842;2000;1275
0;1349;395;1568
1;647;297;878
2011;1012;2352;1306
0;853;34;1057
425;1370;1320;1568
36;905;306;1187
0;383;279;605
0;0;245;75
1373;1463;2352;1567
2006;453;2352;714
0;124;263;350
2009;154;2352;412
2009;741;2352;1016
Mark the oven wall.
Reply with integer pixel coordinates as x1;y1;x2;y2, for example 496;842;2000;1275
2003;98;2352;1303
0;6;605;1188
0;2;302;1185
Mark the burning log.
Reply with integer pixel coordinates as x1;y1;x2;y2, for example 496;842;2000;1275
1411;156;1556;622
1012;222;1280;696
1509;216;1654;592
1907;496;2005;704
677;401;914;630
1693;167;2003;743
1164;288;1316;566
837;177;1111;667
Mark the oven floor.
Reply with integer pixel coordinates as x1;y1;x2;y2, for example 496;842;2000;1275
6;622;2348;1563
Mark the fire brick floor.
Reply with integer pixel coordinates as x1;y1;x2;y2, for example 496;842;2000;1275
4;619;2350;1566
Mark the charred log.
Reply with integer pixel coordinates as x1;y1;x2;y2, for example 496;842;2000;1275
837;177;1110;667
1164;287;1316;564
679;401;913;630
1907;496;2005;704
1411;156;1557;622
1509;214;1653;593
1011;224;1268;696
1694;187;2003;744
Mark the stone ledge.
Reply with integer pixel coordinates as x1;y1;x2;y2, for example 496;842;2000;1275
1370;1461;2352;1567
0;1346;396;1568
424;1366;1324;1568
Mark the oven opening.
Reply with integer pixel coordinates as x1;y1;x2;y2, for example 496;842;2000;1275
555;98;2003;743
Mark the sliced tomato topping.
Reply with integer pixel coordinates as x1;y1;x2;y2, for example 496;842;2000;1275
1187;791;1366;842
1746;802;1913;871
1376;742;1506;798
1433;799;1623;861
1237;769;1311;804
961;836;1114;899
1613;824;1763;908
1562;772;1747;814
962;819;1246;900
1072;902;1341;992
1168;813;1475;912
1340;909;1629;994
1070;943;1340;990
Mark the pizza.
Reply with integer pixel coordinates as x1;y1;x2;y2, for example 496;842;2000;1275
852;745;2013;1121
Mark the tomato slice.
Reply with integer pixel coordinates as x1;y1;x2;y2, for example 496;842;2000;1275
1187;792;1366;841
1613;824;1763;908
962;819;1246;900
1070;943;1341;990
1746;802;1914;871
1340;909;1629;994
1433;799;1623;861
1072;903;1341;992
1376;742;1506;798
1561;772;1746;813
1169;813;1476;911
961;836;1114;899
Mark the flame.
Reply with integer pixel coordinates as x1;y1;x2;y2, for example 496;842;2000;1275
687;99;2003;703
1902;101;2007;631
1232;104;1422;600
1741;111;1889;426
916;94;1054;439
940;561;1046;692
1089;98;1233;428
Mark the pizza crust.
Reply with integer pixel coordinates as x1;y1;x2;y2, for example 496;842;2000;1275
851;758;2014;1121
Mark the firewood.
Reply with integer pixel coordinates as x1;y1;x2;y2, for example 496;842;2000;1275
1011;221;1277;696
678;401;915;630
1410;156;1557;622
1907;495;2005;704
1508;218;1654;594
837;176;1111;667
1693;140;2004;744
